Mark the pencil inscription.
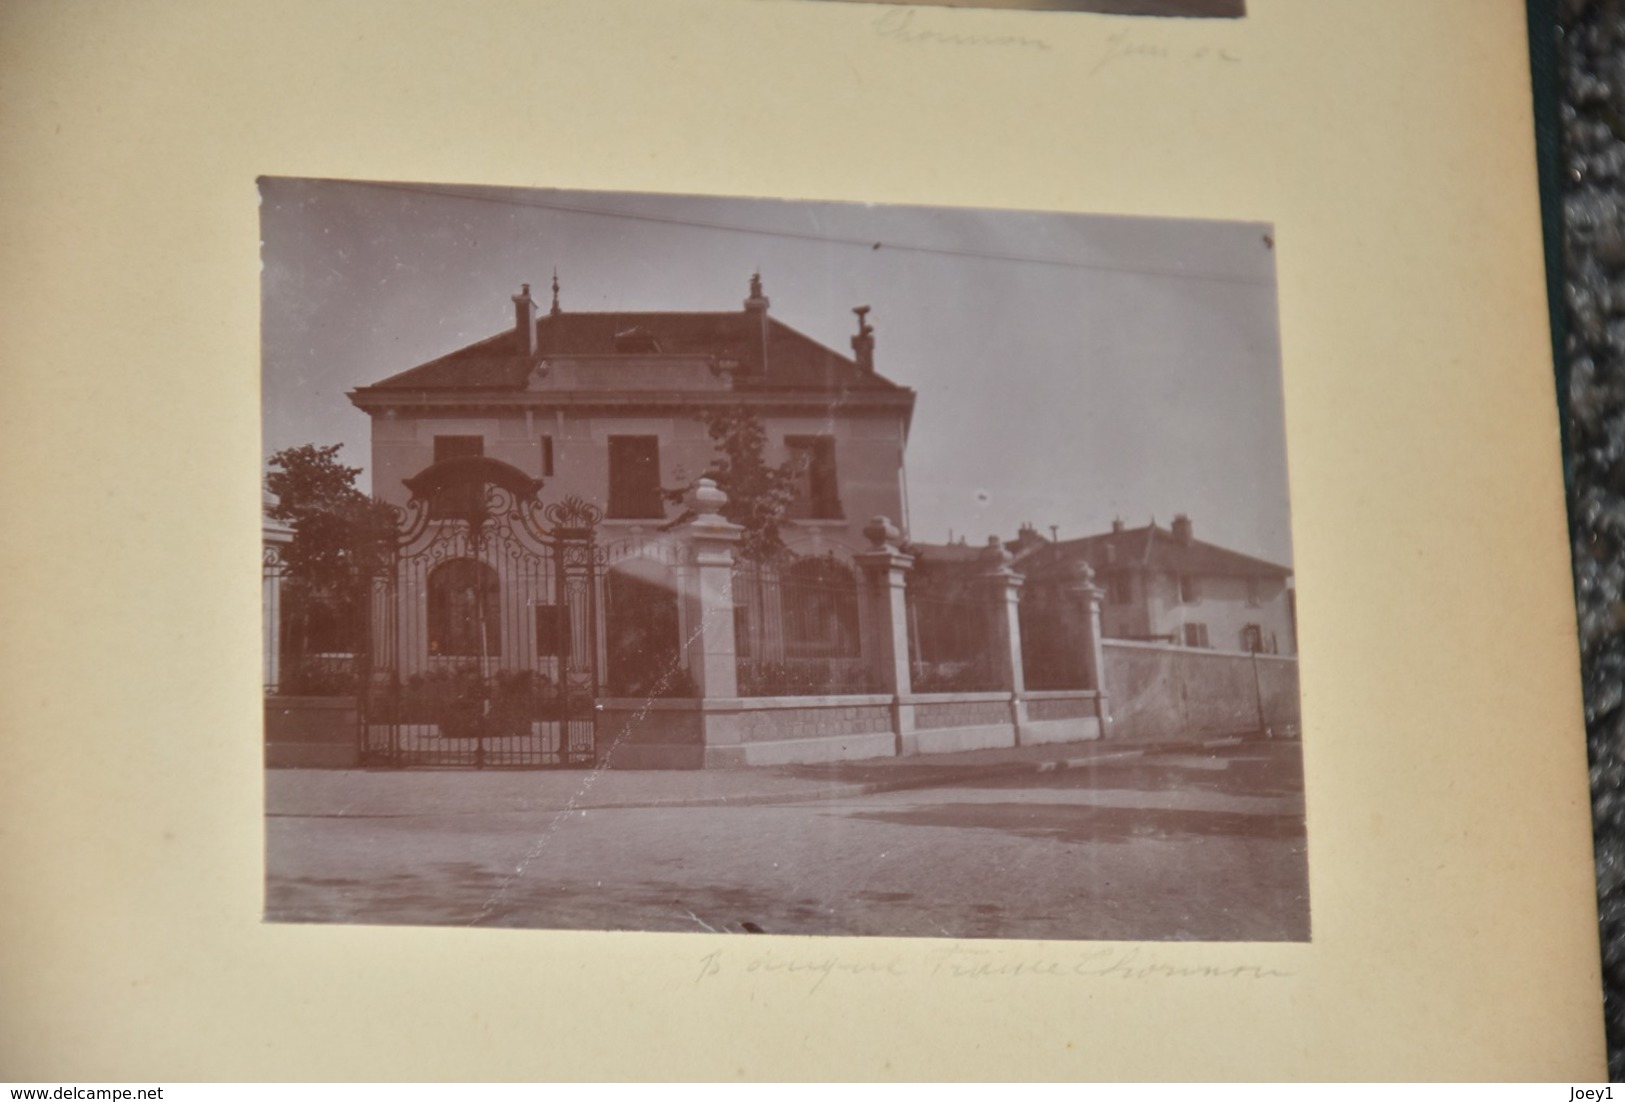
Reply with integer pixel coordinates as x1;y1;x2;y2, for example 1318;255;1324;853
696;946;1293;992
873;9;1052;50
1090;29;1241;75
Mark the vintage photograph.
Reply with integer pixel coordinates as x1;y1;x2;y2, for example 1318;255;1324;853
262;179;1305;941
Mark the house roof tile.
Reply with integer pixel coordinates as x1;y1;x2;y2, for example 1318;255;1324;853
1014;523;1292;579
360;310;908;395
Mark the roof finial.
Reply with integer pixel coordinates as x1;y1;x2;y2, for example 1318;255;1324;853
550;268;561;316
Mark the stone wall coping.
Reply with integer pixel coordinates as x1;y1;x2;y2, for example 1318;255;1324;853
718;694;894;710
598;695;894;712
1101;639;1299;662
598;697;706;711
903;691;1013;705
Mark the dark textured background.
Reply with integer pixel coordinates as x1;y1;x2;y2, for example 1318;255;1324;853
1539;0;1625;1081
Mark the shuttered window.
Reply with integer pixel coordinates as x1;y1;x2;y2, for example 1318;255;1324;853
431;435;484;518
607;435;663;518
786;435;841;519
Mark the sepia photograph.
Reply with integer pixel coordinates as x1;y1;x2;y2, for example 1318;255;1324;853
261;178;1304;941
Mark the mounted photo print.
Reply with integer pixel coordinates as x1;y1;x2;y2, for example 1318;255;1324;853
261;178;1303;941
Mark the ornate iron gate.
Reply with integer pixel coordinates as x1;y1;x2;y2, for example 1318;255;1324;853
360;456;601;768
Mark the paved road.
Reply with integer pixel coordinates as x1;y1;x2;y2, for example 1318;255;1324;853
266;741;1308;941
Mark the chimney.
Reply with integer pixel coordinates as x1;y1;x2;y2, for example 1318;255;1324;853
1111;517;1125;534
743;272;770;373
1172;514;1193;545
851;305;875;371
513;283;538;359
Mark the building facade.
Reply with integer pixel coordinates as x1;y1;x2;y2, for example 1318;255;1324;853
264;278;1297;767
1010;515;1296;657
349;276;915;559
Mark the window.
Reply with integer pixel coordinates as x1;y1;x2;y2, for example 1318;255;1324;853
534;602;569;657
1178;574;1201;603
427;559;501;657
1183;622;1209;649
431;435;484;518
786;435;841;519
607;435;663;518
1105;572;1133;605
435;435;484;461
540;435;555;478
1241;624;1264;653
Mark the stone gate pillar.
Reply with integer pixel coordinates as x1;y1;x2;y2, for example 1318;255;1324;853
1067;558;1112;734
676;478;743;699
855;516;915;754
263;518;293;693
980;537;1028;743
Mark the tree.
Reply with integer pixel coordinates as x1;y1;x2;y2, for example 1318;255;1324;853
664;407;807;562
266;444;398;687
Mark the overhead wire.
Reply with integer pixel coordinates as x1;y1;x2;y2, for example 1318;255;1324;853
351;180;1274;288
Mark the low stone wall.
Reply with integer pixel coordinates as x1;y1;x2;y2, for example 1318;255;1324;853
599;695;896;769
735;701;894;742
265;695;359;768
1101;641;1300;741
906;692;1016;755
1020;690;1104;747
596;699;707;770
913;694;1009;731
1025;692;1097;722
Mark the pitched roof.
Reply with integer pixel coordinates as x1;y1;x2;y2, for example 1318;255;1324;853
1014;522;1292;579
359;309;908;395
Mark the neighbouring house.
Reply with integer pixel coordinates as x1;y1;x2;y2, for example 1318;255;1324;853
1007;515;1301;740
1009;515;1296;656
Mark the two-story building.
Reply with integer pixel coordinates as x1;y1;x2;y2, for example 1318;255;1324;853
350;275;913;548
1010;515;1296;656
345;275;918;715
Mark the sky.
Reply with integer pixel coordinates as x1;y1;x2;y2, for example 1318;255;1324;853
260;178;1293;566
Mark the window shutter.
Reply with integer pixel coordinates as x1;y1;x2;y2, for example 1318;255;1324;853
608;436;662;518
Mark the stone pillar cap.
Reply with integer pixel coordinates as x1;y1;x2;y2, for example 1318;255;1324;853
686;477;729;519
863;515;903;550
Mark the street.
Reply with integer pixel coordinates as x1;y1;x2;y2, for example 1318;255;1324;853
266;740;1309;942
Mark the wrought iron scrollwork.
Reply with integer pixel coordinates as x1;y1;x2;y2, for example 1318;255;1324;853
361;458;602;769
544;495;603;530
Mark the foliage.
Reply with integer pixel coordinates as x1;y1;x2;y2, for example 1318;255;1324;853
737;659;874;697
267;444;398;674
909;660;999;694
276;656;358;697
267;444;398;586
664;407;807;562
392;664;559;739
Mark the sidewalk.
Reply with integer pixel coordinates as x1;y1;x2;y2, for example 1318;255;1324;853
265;733;1264;819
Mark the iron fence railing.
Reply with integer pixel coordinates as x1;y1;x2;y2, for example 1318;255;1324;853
732;553;876;696
904;564;1002;693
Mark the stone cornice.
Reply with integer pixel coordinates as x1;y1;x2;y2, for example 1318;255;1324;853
347;387;917;416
